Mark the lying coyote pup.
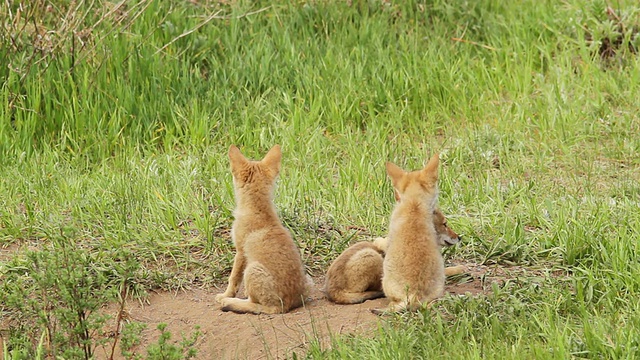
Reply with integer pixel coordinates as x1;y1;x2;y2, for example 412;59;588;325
372;153;449;314
324;208;464;304
215;145;312;314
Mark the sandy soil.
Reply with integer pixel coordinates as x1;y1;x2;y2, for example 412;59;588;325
94;261;496;360
1;246;551;360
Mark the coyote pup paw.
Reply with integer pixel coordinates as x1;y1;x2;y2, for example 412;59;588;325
215;293;232;304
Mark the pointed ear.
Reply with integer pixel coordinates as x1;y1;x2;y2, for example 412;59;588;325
229;145;248;169
421;153;439;183
262;144;282;174
386;161;405;188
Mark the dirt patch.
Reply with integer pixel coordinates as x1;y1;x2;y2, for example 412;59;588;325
0;253;561;358
0;243;22;262
93;261;548;360
96;279;385;360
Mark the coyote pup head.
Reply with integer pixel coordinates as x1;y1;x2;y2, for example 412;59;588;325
228;145;282;197
433;208;460;246
386;153;439;209
372;207;460;252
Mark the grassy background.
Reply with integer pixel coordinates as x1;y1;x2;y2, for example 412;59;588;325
1;0;640;358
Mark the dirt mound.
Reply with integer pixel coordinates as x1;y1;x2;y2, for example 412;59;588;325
95;261;495;359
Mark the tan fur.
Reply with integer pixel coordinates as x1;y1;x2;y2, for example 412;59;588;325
372;153;445;314
323;239;387;304
215;145;312;314
325;208;463;304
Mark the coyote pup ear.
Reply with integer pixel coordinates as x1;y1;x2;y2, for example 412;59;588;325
386;161;405;188
229;145;248;169
262;144;282;175
421;153;439;184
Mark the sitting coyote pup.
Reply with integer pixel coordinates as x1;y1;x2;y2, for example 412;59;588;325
372;153;447;314
324;208;464;304
215;145;311;314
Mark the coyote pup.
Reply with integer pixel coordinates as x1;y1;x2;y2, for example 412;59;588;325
324;237;388;304
215;145;311;314
372;153;447;314
324;208;463;304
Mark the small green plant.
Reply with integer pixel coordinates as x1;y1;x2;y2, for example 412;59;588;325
119;321;147;360
0;232;140;359
576;0;640;63
144;324;200;360
1;332;45;360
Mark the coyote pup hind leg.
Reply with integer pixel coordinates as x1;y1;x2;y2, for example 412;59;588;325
220;261;288;314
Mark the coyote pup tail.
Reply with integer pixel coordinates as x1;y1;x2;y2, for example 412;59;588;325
328;290;385;304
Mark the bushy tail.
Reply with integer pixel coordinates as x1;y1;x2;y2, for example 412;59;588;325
328;290;385;304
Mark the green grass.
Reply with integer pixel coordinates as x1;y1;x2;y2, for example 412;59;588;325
1;0;640;358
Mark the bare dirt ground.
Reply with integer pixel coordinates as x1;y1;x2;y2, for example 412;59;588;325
94;261;538;360
1;244;562;360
